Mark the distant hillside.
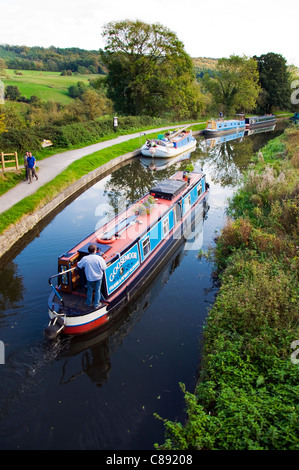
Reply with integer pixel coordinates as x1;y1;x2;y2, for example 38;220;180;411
0;44;107;75
0;44;220;79
192;57;218;79
192;57;218;69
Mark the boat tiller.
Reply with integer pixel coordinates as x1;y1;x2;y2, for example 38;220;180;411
44;316;65;340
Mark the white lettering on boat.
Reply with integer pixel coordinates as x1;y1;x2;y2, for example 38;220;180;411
109;252;138;282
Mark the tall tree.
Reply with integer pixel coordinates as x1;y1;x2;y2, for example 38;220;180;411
100;20;203;118
202;55;260;116
253;53;291;113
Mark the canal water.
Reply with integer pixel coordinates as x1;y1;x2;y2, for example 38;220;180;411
0;122;287;450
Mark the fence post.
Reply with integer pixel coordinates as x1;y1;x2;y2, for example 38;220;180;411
1;152;4;172
15;152;19;170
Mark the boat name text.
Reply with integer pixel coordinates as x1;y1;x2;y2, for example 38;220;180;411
109;252;138;282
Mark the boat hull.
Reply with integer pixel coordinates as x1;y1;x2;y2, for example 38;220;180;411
245;116;276;129
203;126;245;137
48;295;108;335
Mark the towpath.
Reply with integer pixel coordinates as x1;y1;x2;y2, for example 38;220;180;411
0;124;204;214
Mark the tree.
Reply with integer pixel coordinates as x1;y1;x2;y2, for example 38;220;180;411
68;81;88;99
5;85;22;101
66;88;113;121
202;55;260;116
253;53;291;113
101;20;204;118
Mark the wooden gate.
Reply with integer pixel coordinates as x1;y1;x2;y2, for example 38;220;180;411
0;152;19;172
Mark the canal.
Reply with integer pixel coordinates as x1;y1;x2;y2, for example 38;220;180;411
0;122;287;450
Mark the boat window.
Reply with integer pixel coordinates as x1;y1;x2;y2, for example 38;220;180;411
173;203;181;225
162;217;169;237
142;237;151;257
197;183;202;197
184;194;191;213
60;265;69;285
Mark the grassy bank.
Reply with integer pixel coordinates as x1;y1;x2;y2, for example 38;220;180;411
155;126;299;450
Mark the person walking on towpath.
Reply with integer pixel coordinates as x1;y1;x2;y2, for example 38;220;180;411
77;244;109;309
27;152;38;184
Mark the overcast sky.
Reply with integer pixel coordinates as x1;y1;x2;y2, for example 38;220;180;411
0;0;298;66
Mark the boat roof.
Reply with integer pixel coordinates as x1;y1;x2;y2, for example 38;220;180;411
247;114;275;119
61;171;204;264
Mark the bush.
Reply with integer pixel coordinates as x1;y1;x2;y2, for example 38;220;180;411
0;127;41;154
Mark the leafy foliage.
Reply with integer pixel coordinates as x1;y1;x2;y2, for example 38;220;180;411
101;20;204;119
254;53;291;114
0;44;107;74
202;55;260;115
0;113;6;135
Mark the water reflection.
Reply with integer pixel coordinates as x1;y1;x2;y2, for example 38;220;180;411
140;148;194;173
104;150;197;214
199;134;254;186
196;122;286;187
0;262;24;312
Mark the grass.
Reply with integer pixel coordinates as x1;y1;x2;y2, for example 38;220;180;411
2;69;102;104
0;170;24;196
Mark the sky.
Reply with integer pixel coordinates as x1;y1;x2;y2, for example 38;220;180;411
0;0;298;66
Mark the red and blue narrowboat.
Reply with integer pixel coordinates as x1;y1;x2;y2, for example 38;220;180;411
45;170;209;339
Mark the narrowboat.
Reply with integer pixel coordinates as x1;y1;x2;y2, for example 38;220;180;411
290;112;299;122
204;115;246;137
45;170;209;339
245;114;276;128
140;126;196;158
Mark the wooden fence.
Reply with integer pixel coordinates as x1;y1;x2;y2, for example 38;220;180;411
0;152;19;172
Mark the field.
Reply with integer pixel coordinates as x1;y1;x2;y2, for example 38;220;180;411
192;57;218;69
1;69;102;104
